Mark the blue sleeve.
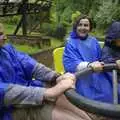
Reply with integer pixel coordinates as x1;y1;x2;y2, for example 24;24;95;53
63;37;101;73
16;51;37;79
101;46;115;63
6;44;37;79
96;40;102;60
63;42;83;73
91;37;102;61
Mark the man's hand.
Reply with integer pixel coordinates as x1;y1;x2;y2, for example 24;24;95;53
116;60;120;69
44;73;76;100
58;73;76;89
56;73;76;83
88;61;104;71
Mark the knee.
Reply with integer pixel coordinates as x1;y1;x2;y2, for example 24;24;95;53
52;107;66;120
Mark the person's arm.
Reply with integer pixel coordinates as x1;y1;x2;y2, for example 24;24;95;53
101;46;115;63
4;84;46;106
63;42;85;73
7;44;37;81
11;44;60;83
44;74;75;100
77;39;102;71
4;73;75;107
63;38;103;73
32;63;60;83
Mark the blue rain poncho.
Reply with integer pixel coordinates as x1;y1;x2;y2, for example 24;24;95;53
101;21;120;63
0;43;43;120
63;32;113;103
101;22;120;102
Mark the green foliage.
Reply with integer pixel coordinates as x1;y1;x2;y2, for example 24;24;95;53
0;16;20;25
54;23;66;39
41;22;56;36
4;24;16;34
60;6;73;23
41;22;66;39
94;1;120;30
14;38;63;54
52;0;120;33
71;11;81;23
112;7;120;21
13;44;40;54
51;0;103;34
1;0;120;40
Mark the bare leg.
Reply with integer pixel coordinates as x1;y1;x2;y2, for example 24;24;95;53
12;107;87;120
12;94;91;120
56;94;91;120
52;106;88;120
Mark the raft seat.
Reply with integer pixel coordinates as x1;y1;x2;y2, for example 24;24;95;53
53;41;104;74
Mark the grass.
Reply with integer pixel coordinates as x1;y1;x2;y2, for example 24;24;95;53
3;23;23;35
12;38;63;54
13;44;40;54
4;24;18;34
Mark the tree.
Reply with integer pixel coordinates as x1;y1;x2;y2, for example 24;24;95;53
94;0;120;30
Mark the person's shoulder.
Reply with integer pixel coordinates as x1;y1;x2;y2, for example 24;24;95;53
65;37;78;50
2;44;17;56
102;45;110;52
66;36;78;45
88;35;100;45
66;36;73;42
88;35;98;41
3;43;15;51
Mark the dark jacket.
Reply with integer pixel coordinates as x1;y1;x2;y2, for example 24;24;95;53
101;21;120;63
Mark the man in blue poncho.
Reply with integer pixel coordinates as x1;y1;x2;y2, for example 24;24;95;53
0;23;92;120
101;21;120;63
63;15;113;103
101;21;120;103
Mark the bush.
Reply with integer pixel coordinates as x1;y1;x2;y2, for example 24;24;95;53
54;23;67;39
94;1;119;30
60;6;73;23
0;16;20;25
41;22;66;39
71;11;81;24
41;22;56;36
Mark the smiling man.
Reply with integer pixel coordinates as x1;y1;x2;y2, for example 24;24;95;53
0;23;92;120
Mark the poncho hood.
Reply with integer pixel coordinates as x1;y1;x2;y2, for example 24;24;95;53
105;21;120;46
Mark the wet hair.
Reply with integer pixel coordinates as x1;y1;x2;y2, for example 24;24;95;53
73;15;93;32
